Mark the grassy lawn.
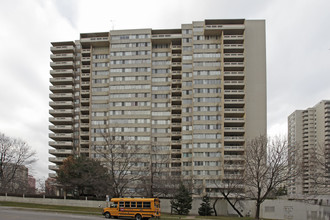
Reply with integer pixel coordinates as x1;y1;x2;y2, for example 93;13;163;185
0;201;101;215
161;214;254;220
0;201;261;219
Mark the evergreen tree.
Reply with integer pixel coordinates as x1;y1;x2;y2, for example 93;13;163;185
170;183;192;215
198;195;214;216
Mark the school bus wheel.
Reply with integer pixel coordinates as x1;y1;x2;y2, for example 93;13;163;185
104;212;111;218
135;214;142;220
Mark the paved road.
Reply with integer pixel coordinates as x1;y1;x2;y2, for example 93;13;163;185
0;207;104;220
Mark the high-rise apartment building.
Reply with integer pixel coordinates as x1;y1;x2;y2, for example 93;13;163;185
288;100;330;195
49;19;266;195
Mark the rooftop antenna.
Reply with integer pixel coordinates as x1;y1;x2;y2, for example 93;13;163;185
110;20;115;31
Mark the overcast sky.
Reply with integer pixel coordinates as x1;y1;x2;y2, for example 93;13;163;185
0;0;330;180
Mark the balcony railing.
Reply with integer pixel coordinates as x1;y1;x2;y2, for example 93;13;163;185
49;141;73;147
49;149;73;155
152;34;182;39
205;24;245;30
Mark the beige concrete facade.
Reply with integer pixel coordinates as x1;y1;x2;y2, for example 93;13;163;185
49;19;267;195
288;100;330;195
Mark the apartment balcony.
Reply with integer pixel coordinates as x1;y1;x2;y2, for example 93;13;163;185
223;35;244;40
81;81;90;89
172;45;182;50
81;131;89;137
152;34;182;40
224;62;244;68
80;148;90;153
49;149;73;156
172;71;182;76
49;157;67;164
51;45;74;53
224;99;245;105
172;79;181;84
81;106;90;114
49;141;73;148
224;53;244;58
48;165;60;171
171;140;182;144
172;54;182;59
224;62;244;71
50;61;74;70
223;44;244;49
49;93;73;101
224;118;244;123
80;140;90;146
224;127;245;133
80;115;89;122
172;88;181;92
205;24;245;31
172;105;182;110
224;89;245;95
49;173;57;178
49;125;73;133
50;53;74;62
171;96;182;102
82;57;91;63
80;37;109;46
171;114;181;119
82;48;91;54
50;85;73;93
49;133;73;141
49;109;73;117
224;108;245;114
224;145;244;150
172;131;182;136
223;71;244;77
223;155;244;160
172;62;181;67
224;136;245;141
81;98;90;106
49;101;73;109
50;77;73;86
50;69;74;77
223;173;244;179
224;165;245;170
49;117;72;125
81;65;91;71
81;89;90;97
80;123;89;129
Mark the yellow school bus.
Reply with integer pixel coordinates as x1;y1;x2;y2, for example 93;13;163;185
102;198;160;220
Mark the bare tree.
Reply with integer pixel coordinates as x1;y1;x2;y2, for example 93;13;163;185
213;176;245;217
244;135;300;219
308;142;330;195
0;132;36;193
93;131;143;198
136;143;183;198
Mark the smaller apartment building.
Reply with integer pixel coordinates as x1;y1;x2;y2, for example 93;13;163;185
288;100;330;195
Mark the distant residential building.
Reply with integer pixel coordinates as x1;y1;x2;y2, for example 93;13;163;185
28;175;36;194
45;177;57;196
0;164;28;193
49;19;267;196
288;100;330;195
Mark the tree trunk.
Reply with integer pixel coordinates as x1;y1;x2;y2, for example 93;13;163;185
222;193;243;217
255;201;261;219
212;198;218;216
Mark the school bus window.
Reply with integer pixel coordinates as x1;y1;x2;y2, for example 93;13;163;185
119;201;124;207
114;202;118;208
125;202;130;208
143;202;151;208
137;202;142;208
131;201;136;208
